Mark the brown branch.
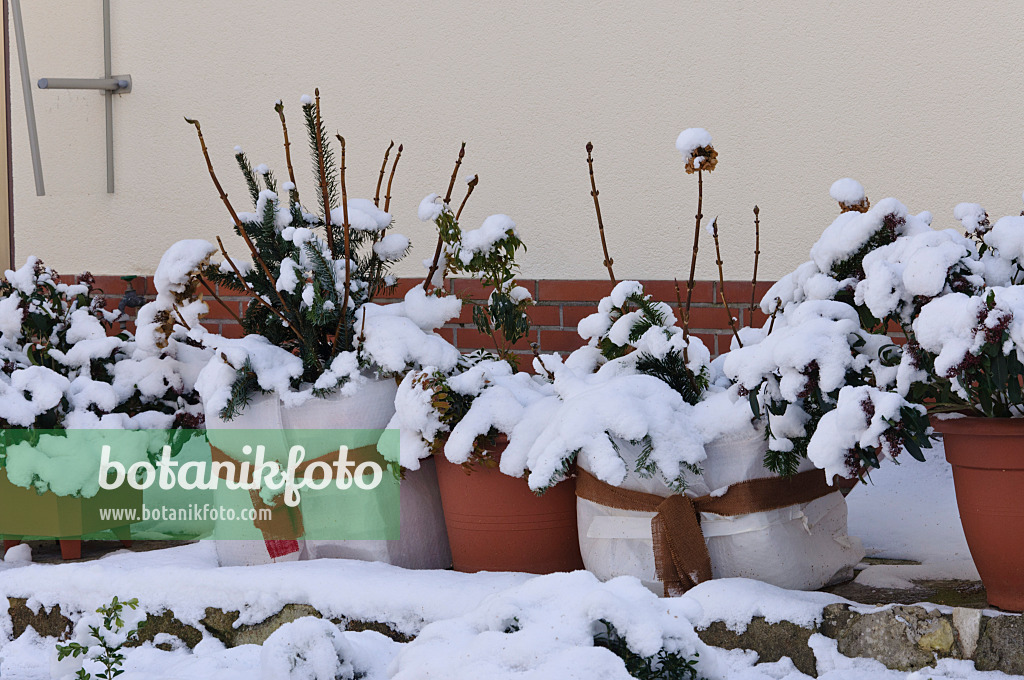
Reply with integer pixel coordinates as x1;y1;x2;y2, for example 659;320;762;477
585;142;616;283
531;342;553;380
374;140;394;208
198;276;243;325
171;305;192;331
456;174;479;221
274;100;299;205
673;277;688;364
332;134;353;352
423;144;470;293
767;297;782;334
750;205;760;317
711;218;743;348
682;168;704;342
313;89;336;257
444;142;466;205
216;236;306;346
383;144;402;213
185;118;292;318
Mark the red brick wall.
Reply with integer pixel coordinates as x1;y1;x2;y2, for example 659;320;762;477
92;275;776;358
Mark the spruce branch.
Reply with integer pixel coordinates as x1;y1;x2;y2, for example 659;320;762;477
216;236;307;347
711;218;743;348
313;89;336;257
383;144;402;213
750;205;761;316
585;142;616;282
274;99;299;205
682;168;704;342
375;140;394;208
198;276;243;325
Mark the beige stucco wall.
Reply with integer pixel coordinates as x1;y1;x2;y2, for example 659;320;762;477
7;2;1024;282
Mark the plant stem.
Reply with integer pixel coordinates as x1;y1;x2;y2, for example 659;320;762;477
274;100;299;205
750;205;760;316
585;142;616;282
767;297;782;334
456;174;478;221
383;144;402;213
332;134;352;352
423;144;467;293
198;276;243;324
683;168;704;342
374;140;394;208
673;277;689;364
313;89;336;257
711;218;743;348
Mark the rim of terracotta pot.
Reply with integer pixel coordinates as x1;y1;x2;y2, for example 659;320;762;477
931;415;1024;470
930;414;1024;436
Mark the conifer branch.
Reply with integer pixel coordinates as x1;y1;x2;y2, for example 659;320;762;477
682;168;704;342
750;205;761;316
216;236;306;346
332;134;353;352
711;218;743;348
375;140;394;208
274;99;299;205
585;142;616;283
313;90;336;258
198;276;243;325
383;144;402;213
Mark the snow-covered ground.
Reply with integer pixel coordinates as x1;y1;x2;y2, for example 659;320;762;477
0;443;1014;679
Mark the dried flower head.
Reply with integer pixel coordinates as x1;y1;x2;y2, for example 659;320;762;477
686;145;718;174
830;178;869;213
675;128;718;174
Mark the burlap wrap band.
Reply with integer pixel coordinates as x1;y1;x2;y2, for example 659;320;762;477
210;444;385;543
575;467;835;596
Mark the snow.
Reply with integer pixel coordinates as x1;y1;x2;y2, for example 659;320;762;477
458;214;517;265
828;178;865;206
954;202;990;235
418;193;443;222
373;233;410;261
675;128;713;157
153;240;217;297
329;199;391;232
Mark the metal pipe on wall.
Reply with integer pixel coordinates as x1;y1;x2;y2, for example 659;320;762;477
9;0;43;196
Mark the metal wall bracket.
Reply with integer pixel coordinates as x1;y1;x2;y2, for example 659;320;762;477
14;0;131;194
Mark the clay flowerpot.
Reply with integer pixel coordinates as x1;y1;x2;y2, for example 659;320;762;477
932;416;1024;611
0;469;140;560
434;440;584;574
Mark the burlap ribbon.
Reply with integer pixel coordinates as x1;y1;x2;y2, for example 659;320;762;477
575;467;835;596
210;444;385;557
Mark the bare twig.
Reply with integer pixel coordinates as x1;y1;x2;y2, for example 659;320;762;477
423;144;468;293
274;100;299;205
585;142;616;283
767;297;782;334
456;174;479;221
711;218;743;348
682;168;704;341
750;205;760;317
172;305;192;331
332;134;353;351
531;342;554;380
313;89;336;257
673;277;688;364
444;142;466;205
374;140;394;208
383;144;402;213
198;276;243;325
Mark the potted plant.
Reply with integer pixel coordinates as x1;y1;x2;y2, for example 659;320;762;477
185;91;461;567
513;134;864;597
389;155;585;574
0;258;204;559
750;182;1024;611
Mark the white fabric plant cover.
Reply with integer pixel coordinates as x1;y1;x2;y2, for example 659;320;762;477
205;377;451;569
577;427;864;595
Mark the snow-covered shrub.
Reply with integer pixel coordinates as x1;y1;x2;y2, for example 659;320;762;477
186;93;461;419
54;595;145;680
0;258;203;436
260;617;356;680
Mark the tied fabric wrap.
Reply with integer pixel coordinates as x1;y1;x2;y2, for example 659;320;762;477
210;444;385;559
575;467;835;596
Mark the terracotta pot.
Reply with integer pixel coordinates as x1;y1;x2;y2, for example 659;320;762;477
932;416;1024;611
434;441;583;574
0;469;141;559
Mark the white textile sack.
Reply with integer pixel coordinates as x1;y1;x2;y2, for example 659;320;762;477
577;427;864;596
206;377;451;569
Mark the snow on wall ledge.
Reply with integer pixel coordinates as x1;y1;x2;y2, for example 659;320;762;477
93;276;775;359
